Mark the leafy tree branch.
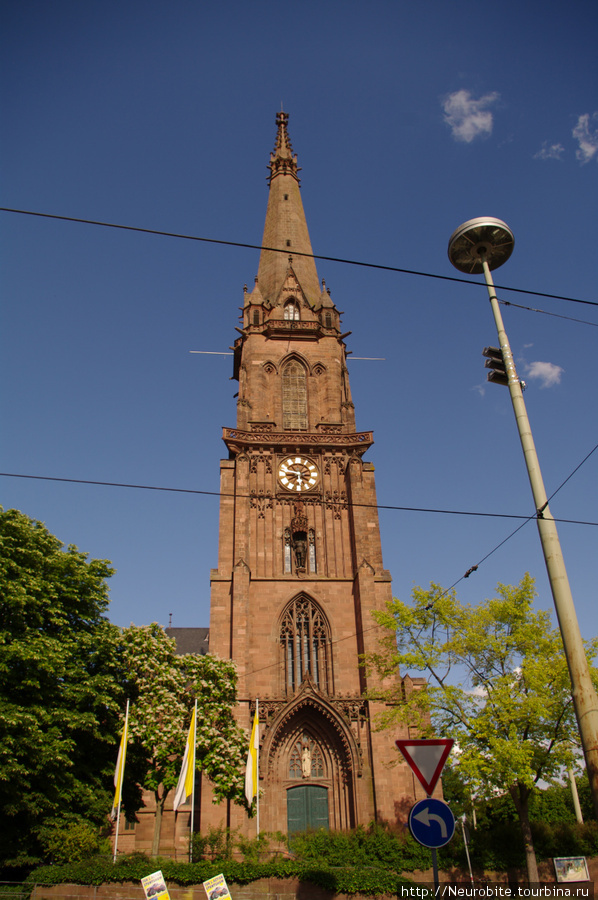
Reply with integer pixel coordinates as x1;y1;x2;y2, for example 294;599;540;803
365;573;598;884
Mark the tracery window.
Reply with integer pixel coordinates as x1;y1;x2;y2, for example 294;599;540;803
289;735;325;779
282;360;307;431
284;300;300;321
280;595;330;693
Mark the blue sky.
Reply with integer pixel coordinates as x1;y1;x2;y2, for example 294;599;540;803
1;0;597;644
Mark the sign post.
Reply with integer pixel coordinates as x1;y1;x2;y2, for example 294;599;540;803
396;739;455;889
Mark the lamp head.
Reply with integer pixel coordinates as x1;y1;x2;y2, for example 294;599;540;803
448;217;514;274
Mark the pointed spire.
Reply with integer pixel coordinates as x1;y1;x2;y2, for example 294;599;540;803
257;112;321;306
267;111;300;184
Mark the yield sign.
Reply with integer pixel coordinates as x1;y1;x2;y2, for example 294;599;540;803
395;739;454;795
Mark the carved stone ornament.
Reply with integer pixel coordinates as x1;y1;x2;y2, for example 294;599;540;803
325;490;348;519
291;501;309;533
249;451;273;473
250;421;276;432
250;491;274;518
224;427;372;452
254;679;365;779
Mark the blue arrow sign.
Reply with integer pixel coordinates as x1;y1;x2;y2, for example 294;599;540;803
408;798;455;848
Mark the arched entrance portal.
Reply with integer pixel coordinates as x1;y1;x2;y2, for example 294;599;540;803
261;681;361;834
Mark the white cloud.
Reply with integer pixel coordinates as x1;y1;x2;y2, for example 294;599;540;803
533;141;564;161
524;361;564;388
442;90;499;143
573;112;598;164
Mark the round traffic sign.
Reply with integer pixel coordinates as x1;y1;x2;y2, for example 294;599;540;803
408;798;455;848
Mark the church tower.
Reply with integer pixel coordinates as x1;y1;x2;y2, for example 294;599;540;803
203;112;421;835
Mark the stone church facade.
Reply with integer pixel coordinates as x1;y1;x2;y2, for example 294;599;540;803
114;113;425;856
199;112;424;839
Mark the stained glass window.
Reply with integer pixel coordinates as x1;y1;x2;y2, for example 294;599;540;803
280;596;330;692
284;300;300;320
282;360;307;431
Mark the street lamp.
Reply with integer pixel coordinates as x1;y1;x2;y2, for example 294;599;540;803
448;217;598;819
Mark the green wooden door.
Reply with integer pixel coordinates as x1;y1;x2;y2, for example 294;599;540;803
287;785;329;833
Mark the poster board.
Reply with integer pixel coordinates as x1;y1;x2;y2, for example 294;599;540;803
553;856;590;883
202;873;232;899
141;871;171;900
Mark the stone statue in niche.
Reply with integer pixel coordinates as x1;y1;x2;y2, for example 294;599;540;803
294;537;307;569
301;742;312;778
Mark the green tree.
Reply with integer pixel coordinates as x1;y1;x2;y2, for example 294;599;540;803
367;574;598;884
0;507;122;867
119;624;248;856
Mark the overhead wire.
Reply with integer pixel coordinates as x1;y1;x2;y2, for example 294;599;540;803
420;443;598;609
2;206;597;308
544;443;598;507
1;468;596;527
498;299;598;328
221;484;590;682
2;208;596;655
2;454;595;680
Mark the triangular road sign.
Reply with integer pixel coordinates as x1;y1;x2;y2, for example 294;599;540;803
395;738;454;796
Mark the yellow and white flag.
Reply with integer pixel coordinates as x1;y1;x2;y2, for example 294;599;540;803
173;705;197;811
244;706;259;805
111;704;129;820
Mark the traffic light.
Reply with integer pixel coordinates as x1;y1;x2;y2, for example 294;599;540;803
482;346;509;386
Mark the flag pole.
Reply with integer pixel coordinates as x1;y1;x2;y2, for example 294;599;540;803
189;698;198;862
112;699;129;864
256;698;260;837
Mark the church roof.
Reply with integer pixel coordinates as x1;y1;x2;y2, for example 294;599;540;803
165;626;209;656
256;112;322;308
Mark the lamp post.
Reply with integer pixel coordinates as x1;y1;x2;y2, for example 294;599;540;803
448;217;598;818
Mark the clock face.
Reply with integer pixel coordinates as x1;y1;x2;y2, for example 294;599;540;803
278;456;319;492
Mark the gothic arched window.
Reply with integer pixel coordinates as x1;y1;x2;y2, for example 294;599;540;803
280;596;330;693
284;300;300;321
289;735;325;779
282;360;307;431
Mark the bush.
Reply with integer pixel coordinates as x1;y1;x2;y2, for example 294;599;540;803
448;819;598;873
289;822;433;872
190;826;235;862
235;831;286;864
532;820;598;861
36;820;111;865
189;826;286;864
26;855;415;895
25;818;598;890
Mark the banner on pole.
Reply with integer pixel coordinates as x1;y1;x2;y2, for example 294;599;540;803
111;710;129;820
173;705;197;811
244;707;259;805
